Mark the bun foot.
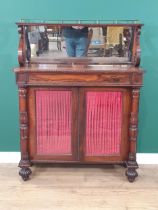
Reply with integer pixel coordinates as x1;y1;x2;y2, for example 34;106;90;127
19;167;32;181
126;168;138;183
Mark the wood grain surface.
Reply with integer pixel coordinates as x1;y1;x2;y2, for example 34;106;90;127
0;164;157;210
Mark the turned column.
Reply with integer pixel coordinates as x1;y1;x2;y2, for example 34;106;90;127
18;86;32;181
126;88;140;182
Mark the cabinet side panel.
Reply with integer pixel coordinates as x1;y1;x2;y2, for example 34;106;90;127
36;90;72;155
86;91;122;156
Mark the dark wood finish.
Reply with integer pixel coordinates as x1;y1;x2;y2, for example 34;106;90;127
14;21;144;182
132;26;142;67
125;88;140;182
18;26;26;67
18;86;32;180
19;167;32;181
16;22;143;27
15;67;143;182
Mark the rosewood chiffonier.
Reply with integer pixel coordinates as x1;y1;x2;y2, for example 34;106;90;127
14;20;144;182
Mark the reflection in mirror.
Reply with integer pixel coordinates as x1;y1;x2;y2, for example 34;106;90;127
25;25;133;62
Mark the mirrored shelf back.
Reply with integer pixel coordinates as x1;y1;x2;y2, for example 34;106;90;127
16;19;143;67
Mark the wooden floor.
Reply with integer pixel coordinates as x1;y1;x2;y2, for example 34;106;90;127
0;164;158;210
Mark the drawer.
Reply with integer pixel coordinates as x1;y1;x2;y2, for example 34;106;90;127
27;73;131;86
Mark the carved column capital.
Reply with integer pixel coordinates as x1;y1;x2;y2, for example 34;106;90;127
132;88;140;98
19;87;27;98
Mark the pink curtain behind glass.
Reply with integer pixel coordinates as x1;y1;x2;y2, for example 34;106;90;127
86;91;122;156
36;90;72;155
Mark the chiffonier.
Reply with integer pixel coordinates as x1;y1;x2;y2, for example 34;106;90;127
14;20;144;182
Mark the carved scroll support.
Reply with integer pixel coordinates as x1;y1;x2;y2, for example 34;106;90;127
126;88;140;182
132;26;142;67
18;26;28;67
18;26;25;66
18;87;32;181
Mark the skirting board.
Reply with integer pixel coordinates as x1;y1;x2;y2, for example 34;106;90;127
0;152;158;164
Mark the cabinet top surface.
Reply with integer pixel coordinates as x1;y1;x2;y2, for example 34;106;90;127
14;63;143;73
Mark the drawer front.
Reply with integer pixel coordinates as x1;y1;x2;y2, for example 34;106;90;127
27;73;131;86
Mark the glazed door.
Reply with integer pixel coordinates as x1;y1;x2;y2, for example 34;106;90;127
29;87;78;161
79;88;130;162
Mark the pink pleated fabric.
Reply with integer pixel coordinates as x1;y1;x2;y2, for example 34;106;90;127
86;91;122;156
36;90;72;155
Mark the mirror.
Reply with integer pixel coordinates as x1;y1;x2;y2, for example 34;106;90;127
25;25;134;62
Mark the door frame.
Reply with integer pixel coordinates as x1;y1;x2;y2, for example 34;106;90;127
78;87;131;162
28;87;79;161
